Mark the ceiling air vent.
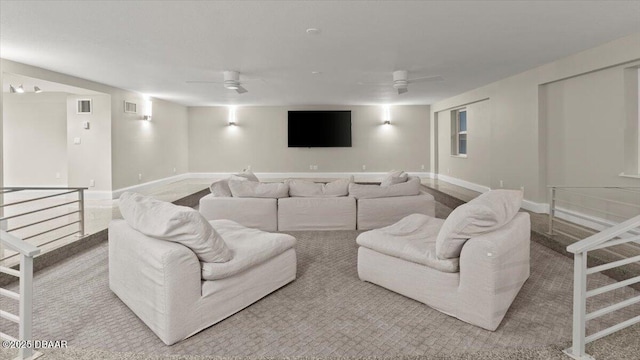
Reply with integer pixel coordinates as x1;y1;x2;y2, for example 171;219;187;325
124;100;138;114
77;99;92;114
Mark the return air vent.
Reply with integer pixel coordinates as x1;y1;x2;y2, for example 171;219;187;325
77;99;92;114
124;100;138;114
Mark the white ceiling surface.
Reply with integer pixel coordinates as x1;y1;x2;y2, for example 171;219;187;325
1;1;639;106
2;73;103;95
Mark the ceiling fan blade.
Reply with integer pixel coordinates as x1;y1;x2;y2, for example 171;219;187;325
235;86;248;94
185;80;222;84
397;87;408;95
408;75;444;83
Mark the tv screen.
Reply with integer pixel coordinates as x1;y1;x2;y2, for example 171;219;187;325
288;111;352;147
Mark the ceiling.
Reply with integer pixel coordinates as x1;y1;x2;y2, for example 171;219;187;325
1;1;639;106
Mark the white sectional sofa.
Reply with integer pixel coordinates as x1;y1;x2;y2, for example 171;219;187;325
199;171;436;231
356;190;530;331
109;193;297;345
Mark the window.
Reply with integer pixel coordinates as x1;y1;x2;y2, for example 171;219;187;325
451;108;467;156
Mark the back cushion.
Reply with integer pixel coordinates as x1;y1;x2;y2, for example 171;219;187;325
380;170;409;187
287;177;353;197
435;189;523;259
228;180;289;198
119;192;232;263
349;177;421;199
209;179;232;197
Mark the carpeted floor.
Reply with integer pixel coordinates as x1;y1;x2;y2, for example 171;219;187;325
2;203;640;360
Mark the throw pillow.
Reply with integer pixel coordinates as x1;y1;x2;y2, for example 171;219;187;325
119;192;232;263
380;170;409;187
209;179;232;197
435;189;523;259
229;170;259;182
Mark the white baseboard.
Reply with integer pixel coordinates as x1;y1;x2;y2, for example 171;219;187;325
111;173;191;199
436;174;491;194
434;174;549;213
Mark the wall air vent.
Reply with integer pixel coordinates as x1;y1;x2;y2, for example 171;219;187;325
77;99;92;114
124;101;138;114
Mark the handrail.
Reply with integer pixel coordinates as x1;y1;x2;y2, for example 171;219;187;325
564;213;640;360
0;231;40;360
567;215;640;254
0;230;40;257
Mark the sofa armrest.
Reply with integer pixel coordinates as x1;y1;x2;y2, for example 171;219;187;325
456;212;531;330
108;219;202;345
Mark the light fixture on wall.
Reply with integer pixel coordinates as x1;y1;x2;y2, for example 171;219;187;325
143;99;153;121
8;84;41;94
382;105;391;125
228;106;237;126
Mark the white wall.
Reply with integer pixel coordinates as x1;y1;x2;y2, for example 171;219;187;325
431;33;640;204
188;105;430;174
66;94;112;191
3;92;68;186
111;94;189;190
437;100;491;187
1;59;190;193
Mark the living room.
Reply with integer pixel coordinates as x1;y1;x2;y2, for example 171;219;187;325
1;1;640;359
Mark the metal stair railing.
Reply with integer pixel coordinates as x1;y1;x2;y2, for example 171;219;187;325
0;187;87;262
563;214;640;360
0;230;41;360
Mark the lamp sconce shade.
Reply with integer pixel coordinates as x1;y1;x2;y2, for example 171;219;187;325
143;99;153;121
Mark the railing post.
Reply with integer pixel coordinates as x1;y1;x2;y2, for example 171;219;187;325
564;252;592;359
78;189;85;237
548;187;556;235
18;254;34;359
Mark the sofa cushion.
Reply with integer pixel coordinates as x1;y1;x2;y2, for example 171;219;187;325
229;169;259;182
201;219;297;280
209;179;232;197
228;180;289;198
118;192;232;263
436;189;523;259
286;176;353;197
356;214;459;273
349;177;421;199
380;170;408;187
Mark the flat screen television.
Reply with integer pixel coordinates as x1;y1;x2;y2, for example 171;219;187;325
288;110;352;147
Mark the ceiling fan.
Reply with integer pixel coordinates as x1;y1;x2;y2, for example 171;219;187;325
186;70;249;94
359;70;444;95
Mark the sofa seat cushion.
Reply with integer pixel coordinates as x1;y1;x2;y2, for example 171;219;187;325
356;214;459;273
201;220;296;280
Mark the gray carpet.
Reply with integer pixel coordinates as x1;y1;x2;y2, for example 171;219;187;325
2;210;640;359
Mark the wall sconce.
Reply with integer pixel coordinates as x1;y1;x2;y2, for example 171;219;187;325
9;84;25;94
228;106;237;126
382;105;391;125
143;99;152;121
34;86;42;93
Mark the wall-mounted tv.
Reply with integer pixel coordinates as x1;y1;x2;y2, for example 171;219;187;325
288;110;352;147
